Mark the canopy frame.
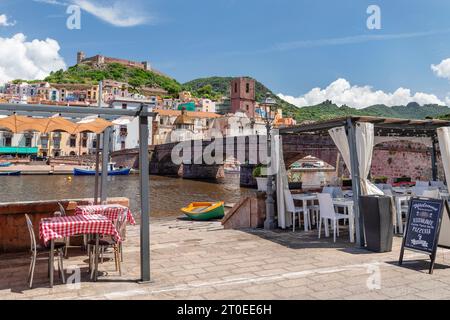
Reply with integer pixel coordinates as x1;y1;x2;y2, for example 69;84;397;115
0;103;157;283
279;116;450;247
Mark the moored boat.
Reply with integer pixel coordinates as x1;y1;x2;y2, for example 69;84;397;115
0;162;12;167
73;167;131;176
181;202;225;221
0;171;21;176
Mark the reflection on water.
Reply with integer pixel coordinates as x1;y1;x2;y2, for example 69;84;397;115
0;174;255;220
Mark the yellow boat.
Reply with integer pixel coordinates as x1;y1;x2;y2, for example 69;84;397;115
181;202;225;221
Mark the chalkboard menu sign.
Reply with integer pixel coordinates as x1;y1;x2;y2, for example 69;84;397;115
399;198;448;274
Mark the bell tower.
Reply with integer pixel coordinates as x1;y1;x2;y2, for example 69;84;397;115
230;77;256;118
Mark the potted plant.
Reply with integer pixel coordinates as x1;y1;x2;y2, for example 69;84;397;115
253;165;269;192
373;176;388;184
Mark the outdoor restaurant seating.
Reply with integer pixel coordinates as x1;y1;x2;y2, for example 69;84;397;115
431;181;446;189
415;181;430;187
422;189;440;199
284;189;309;232
317;193;350;243
25;214;66;289
55;202;70;257
87;211;128;276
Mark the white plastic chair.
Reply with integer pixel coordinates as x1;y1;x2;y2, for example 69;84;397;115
431;181;445;189
411;186;429;196
423;189;440;199
284;190;309;232
322;187;334;196
415;181;429;188
334;187;345;199
317;194;349;243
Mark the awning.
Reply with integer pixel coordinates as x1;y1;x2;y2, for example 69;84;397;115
0;114;113;134
0;147;38;155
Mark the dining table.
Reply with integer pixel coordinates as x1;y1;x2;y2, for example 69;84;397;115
39;214;121;287
292;193;355;242
75;204;136;225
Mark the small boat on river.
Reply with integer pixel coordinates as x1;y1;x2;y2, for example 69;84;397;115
73;163;131;176
0;171;21;176
0;162;12;167
181;202;225;221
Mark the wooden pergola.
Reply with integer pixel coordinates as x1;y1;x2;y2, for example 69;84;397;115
0;103;157;283
279;116;450;247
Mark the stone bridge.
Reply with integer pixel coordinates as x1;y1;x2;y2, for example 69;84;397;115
112;134;440;187
111;134;339;186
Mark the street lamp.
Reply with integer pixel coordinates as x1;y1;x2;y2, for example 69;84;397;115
262;92;277;230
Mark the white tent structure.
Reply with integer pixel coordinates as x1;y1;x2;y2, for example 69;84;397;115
277;116;450;246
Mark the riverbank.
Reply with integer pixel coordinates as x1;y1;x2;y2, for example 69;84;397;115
2;218;450;300
0;164;87;175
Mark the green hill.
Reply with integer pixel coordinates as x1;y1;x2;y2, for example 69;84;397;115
44;63;182;95
184;77;450;122
297;101;450;122
183;76;300;117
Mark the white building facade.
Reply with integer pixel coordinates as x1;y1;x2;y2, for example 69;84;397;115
109;97;155;151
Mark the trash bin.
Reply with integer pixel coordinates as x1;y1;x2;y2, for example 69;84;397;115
359;195;394;253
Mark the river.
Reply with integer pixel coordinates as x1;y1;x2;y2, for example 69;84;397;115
0;174;255;221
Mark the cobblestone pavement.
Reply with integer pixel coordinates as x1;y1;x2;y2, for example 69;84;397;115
1;218;450;300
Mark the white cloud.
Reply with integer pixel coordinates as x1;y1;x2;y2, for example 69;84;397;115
34;0;151;27
0;14;16;27
278;78;445;109
73;0;151;27
0;33;66;84
432;58;450;81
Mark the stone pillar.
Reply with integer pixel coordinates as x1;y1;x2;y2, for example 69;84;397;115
181;164;224;181
149;160;181;177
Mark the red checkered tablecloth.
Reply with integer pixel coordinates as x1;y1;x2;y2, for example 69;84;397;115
39;214;121;245
75;204;136;225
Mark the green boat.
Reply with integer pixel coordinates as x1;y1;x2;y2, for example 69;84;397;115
181;202;225;221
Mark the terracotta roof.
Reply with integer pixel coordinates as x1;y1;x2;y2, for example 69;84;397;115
155;109;221;119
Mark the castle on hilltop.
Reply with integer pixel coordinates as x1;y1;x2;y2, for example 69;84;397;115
76;51;152;72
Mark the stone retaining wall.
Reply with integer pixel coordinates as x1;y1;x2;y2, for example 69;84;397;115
0;197;129;253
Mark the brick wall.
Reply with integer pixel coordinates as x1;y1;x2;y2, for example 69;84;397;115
370;141;444;183
0;197;130;253
336;141;443;183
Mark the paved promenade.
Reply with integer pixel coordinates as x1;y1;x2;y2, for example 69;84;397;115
0;164;81;175
1;218;450;300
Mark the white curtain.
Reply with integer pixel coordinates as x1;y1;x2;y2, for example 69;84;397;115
437;127;450;189
329;124;383;196
329;127;352;175
437;127;450;247
273;132;291;229
356;123;384;196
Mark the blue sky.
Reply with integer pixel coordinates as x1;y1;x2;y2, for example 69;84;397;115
1;0;450;108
